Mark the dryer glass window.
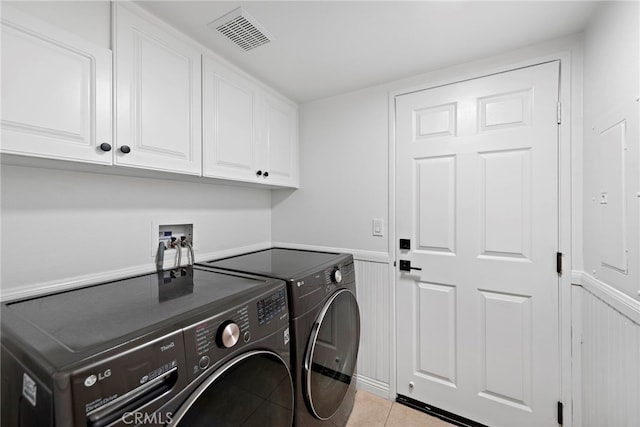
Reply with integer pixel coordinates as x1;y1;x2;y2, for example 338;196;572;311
176;352;293;426
305;290;360;420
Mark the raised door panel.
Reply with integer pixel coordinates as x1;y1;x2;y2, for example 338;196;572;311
592;98;639;300
262;96;299;187
113;4;201;175
598;119;628;273
0;6;112;164
416;156;456;254
202;57;257;181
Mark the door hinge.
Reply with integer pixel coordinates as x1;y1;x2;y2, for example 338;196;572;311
557;102;562;124
557;401;564;425
557;252;563;275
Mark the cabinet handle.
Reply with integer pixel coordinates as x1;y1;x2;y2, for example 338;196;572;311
99;143;112;152
256;170;263;176
263;171;269;177
120;145;131;154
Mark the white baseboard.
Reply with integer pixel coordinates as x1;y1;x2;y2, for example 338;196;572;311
355;373;391;400
0;242;271;302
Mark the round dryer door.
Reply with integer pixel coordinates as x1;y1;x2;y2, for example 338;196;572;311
304;289;361;420
172;351;293;426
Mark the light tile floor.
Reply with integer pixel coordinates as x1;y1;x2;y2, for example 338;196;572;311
346;390;455;427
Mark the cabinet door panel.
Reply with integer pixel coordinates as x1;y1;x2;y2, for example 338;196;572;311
264;97;298;187
1;6;112;164
202;57;256;181
114;4;201;175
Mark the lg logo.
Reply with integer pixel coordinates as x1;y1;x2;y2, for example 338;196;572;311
84;369;111;387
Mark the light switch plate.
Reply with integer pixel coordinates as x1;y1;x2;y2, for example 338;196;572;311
372;218;384;237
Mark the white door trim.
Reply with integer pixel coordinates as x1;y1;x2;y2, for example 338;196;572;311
387;50;574;425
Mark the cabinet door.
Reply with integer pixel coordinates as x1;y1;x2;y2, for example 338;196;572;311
260;95;299;187
0;6;112;164
202;56;258;181
113;4;201;175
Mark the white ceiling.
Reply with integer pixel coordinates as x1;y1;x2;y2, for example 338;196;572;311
135;1;601;103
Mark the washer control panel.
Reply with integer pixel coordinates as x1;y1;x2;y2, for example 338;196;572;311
182;284;289;382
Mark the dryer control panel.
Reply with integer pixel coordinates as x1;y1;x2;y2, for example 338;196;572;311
289;257;355;318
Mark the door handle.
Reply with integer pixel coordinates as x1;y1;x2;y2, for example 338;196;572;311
399;260;422;272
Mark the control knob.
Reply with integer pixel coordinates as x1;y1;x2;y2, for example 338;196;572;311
331;268;343;284
216;321;240;348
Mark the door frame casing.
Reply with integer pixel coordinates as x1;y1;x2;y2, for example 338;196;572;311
387;51;574;426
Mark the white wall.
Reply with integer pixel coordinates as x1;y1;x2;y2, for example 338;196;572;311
272;89;389;254
0;165;272;299
578;2;640;425
582;0;639;299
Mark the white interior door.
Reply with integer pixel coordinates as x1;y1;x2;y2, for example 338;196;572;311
396;61;560;426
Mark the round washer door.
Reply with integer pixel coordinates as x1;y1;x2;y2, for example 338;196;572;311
173;351;293;426
304;289;361;420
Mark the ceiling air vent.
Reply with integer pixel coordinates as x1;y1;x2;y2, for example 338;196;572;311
208;7;274;51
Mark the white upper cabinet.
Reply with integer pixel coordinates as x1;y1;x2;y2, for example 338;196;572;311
3;2;297;187
261;95;299;187
202;56;258;181
113;4;202;175
202;55;299;187
0;6;112;164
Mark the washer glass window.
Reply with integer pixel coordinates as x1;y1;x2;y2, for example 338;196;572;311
175;351;293;426
305;289;360;420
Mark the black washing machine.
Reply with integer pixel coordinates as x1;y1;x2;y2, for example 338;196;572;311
198;248;361;427
1;266;293;427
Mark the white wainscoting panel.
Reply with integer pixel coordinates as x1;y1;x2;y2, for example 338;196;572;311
581;286;640;427
354;259;391;397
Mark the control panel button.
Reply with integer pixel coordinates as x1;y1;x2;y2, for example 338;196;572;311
217;321;240;348
198;355;210;370
331;268;343;284
243;331;251;343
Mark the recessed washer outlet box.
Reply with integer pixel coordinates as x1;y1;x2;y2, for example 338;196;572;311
208;7;274;51
155;223;195;269
159;224;193;250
